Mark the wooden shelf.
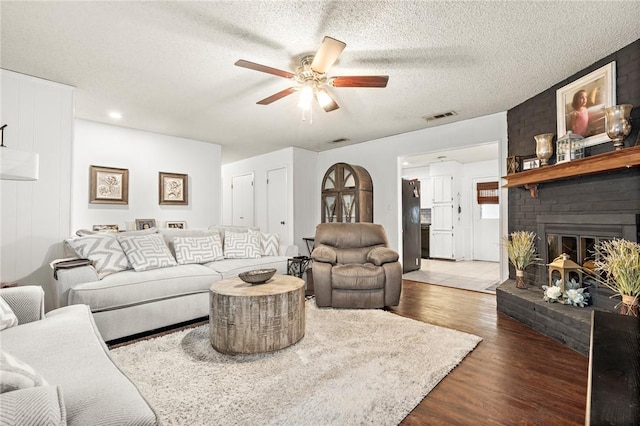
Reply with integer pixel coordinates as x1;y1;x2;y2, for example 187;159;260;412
502;145;640;197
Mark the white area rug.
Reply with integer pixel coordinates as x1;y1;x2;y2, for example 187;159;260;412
111;301;482;425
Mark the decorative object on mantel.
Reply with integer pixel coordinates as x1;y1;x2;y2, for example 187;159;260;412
506;155;520;174
521;157;540;171
548;253;583;295
556;61;616;147
534;133;554;166
592;239;640;317
0;124;39;181
503;231;541;289
603;104;633;150
556;131;585;163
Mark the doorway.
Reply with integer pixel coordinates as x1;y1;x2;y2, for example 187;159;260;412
232;173;254;227
267;167;288;244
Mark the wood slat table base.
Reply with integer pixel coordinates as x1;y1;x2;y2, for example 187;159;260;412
209;275;305;355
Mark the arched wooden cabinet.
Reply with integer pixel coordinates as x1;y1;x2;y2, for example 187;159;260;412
321;162;373;223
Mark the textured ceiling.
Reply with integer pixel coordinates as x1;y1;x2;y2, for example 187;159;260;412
1;1;639;164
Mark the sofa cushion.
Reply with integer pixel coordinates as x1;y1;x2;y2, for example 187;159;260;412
118;234;177;272
224;230;261;259
260;232;280;256
68;265;219;311
331;263;385;290
0;350;48;393
205;256;289;279
65;233;131;279
0;297;18;330
174;235;223;264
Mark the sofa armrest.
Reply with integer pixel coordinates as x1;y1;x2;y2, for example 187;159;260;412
279;244;299;257
0;385;66;426
0;286;45;324
311;246;337;264
367;247;400;266
51;265;99;308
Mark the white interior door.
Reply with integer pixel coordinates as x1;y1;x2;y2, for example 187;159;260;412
232;173;254;226
472;177;500;262
267;167;288;244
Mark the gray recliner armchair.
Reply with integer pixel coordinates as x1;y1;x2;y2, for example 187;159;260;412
311;223;402;308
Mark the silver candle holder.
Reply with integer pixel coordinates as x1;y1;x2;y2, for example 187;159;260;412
604;104;633;150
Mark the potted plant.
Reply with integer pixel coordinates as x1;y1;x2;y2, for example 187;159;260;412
593;239;640;316
503;231;541;289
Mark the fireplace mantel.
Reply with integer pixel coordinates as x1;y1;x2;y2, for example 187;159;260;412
502;145;640;197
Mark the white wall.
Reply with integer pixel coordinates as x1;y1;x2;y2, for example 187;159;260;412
316;112;508;254
1;70;74;309
221;147;318;250
73;120;221;231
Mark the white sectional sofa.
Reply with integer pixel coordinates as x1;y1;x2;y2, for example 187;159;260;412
53;225;297;341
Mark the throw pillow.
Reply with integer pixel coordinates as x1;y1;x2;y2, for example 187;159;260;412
174;235;223;265
65;234;131;279
0;351;48;393
260;232;280;256
224;231;261;259
118;234;178;272
0;298;18;331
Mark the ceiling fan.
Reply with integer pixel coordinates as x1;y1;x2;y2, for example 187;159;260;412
235;36;389;112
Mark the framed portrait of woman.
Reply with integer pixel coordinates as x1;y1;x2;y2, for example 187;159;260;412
556;62;616;147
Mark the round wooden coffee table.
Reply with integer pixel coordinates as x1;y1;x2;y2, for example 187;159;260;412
209;274;305;355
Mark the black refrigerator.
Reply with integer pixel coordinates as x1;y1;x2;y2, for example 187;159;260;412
402;179;421;273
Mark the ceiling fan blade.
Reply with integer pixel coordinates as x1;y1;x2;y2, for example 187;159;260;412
311;36;346;74
235;59;295;79
256;87;297;105
316;90;340;112
329;75;389;88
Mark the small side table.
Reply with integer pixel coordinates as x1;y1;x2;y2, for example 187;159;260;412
287;256;311;278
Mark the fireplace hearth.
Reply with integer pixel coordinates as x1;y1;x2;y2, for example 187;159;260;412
497;213;639;354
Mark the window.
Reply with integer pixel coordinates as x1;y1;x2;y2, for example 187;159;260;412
476;181;499;204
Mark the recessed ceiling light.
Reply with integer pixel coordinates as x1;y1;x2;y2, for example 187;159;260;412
402;161;409;166
108;111;122;120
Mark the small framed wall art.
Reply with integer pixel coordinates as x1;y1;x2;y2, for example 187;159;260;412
135;219;157;230
159;172;188;205
89;165;129;204
165;221;186;229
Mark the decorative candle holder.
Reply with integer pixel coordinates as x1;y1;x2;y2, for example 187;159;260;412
534;133;554;166
604;104;633;150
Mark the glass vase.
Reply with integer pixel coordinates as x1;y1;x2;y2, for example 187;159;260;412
534;133;554;166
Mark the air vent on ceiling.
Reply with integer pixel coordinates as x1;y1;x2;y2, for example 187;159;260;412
329;138;350;144
424;111;457;122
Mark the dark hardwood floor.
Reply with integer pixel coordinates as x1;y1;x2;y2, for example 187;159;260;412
393;280;589;425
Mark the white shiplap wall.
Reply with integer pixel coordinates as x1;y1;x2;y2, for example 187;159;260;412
0;70;74;309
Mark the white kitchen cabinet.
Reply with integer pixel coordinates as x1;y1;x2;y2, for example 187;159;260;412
430;230;455;259
431;204;453;230
430;175;456;260
432;175;453;203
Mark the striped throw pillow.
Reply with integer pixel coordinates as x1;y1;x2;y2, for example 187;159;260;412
261;232;280;256
65;233;130;279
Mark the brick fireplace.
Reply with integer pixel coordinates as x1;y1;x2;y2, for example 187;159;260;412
497;40;640;355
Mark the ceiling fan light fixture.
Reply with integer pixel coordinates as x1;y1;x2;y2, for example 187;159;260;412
316;89;332;108
298;85;313;110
